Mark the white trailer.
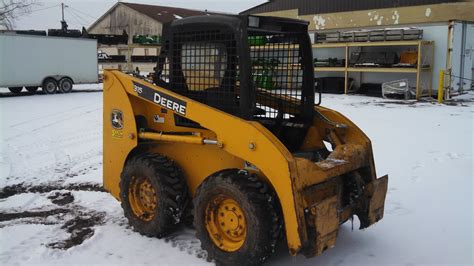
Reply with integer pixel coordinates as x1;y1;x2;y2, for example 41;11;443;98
0;33;98;94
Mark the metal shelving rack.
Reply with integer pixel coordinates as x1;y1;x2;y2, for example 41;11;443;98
313;40;434;99
98;43;161;71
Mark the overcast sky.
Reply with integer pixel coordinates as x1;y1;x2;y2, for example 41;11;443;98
14;0;267;30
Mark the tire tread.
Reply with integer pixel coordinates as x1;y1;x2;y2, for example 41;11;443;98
194;169;282;265
120;153;188;238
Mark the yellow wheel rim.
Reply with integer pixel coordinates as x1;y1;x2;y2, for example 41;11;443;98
128;176;157;222
205;196;247;252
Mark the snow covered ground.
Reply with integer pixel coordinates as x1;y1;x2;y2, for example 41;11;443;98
0;85;472;265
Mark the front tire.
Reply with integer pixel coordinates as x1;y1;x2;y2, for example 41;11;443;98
42;78;57;94
194;170;282;266
58;78;73;93
120;153;188;237
8;87;23;94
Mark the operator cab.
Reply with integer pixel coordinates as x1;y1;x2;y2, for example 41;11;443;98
154;15;316;152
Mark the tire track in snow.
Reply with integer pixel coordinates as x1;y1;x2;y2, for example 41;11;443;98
0;88;102;98
7;102;100;129
4;107;101;142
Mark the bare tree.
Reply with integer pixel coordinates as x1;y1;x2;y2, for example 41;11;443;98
0;0;37;30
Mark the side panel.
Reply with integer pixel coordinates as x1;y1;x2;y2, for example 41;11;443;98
466;23;474;90
451;22;464;92
450;21;474;92
0;34;98;87
103;73;138;199
152;143;244;195
464;23;474;90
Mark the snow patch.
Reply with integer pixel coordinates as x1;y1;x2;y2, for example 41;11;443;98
368;11;384;25
313;15;326;30
377;16;384;25
315;159;347;169
425;7;432;17
392;10;400;24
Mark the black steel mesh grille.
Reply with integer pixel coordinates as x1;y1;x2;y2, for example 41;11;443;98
157;29;306;122
249;33;303;120
171;30;240;116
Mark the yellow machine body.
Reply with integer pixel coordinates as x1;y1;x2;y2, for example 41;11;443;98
103;70;388;256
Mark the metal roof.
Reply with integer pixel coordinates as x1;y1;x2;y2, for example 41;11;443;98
122;2;209;23
240;0;460;15
88;2;221;31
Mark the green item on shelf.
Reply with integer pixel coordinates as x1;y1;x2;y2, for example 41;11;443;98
251;57;280;89
133;35;161;44
257;69;275;89
253;68;276;90
248;36;268;46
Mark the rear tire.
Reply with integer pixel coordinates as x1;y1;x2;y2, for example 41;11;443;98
42;78;57;94
58;78;73;93
120;153;188;237
8;87;23;94
26;86;39;94
194;170;282;266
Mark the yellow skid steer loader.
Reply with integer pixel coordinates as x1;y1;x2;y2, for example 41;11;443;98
103;15;388;265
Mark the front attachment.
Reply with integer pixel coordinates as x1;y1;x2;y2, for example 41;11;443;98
303;174;388;257
309;195;340;255
358;174;389;229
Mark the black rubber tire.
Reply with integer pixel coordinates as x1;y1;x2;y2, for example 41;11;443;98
8;87;23;94
120;153;188;237
42;78;57;94
58;78;73;93
182;201;195;228
25;86;39;94
194;170;282;266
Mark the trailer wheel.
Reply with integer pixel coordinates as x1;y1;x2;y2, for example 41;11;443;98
58;78;73;93
42;78;57;94
194;170;282;266
8;87;23;94
120;153;189;237
26;87;39;94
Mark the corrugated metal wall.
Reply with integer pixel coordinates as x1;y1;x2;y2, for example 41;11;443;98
241;0;460;15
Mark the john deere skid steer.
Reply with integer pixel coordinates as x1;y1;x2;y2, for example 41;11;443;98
103;15;388;265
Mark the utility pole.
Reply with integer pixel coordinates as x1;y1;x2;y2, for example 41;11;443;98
61;2;65;22
60;2;68;31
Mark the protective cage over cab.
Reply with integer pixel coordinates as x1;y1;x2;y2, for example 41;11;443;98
154;15;316;152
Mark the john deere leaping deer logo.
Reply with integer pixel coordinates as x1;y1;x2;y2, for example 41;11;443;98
111;109;124;130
